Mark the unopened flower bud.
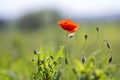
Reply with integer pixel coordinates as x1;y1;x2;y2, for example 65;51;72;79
85;34;88;40
108;56;112;63
96;27;99;32
81;56;86;64
33;49;37;55
107;42;111;49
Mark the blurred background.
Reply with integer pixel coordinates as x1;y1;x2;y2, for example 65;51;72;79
0;0;120;79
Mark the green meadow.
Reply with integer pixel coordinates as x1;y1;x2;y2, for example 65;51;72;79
0;22;120;79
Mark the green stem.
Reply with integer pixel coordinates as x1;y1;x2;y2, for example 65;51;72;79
90;29;99;53
75;34;81;57
81;39;87;53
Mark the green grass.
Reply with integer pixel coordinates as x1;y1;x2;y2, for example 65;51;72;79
0;22;120;79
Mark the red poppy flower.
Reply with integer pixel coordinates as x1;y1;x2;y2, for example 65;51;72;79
58;19;79;33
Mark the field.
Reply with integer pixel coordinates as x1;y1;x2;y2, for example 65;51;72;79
0;22;120;79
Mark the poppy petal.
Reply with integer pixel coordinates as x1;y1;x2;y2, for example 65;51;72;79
58;19;80;33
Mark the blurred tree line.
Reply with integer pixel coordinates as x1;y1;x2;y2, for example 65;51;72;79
0;10;62;31
17;10;62;31
0;19;8;30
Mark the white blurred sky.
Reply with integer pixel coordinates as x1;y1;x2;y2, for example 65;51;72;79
0;0;120;20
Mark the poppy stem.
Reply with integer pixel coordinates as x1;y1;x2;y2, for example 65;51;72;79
66;32;69;38
81;37;87;53
95;29;99;46
64;31;69;64
70;52;74;66
101;40;112;63
75;34;81;57
90;27;100;53
64;31;74;66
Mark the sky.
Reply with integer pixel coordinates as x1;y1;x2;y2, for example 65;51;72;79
0;0;120;20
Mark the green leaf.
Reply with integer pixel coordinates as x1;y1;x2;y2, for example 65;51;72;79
57;45;65;58
39;47;44;60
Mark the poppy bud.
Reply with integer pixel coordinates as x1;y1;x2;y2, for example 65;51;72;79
107;42;111;49
85;34;88;40
33;49;37;55
108;56;112;63
81;56;86;64
96;27;99;32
